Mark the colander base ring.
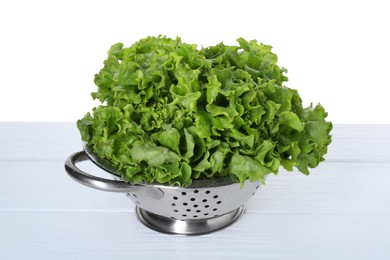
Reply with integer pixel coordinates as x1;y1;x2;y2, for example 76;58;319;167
135;205;245;235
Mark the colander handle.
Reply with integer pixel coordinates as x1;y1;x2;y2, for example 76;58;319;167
65;151;142;193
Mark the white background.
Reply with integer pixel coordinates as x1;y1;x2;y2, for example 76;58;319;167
0;0;389;123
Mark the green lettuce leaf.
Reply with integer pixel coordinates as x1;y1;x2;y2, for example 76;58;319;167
77;35;332;186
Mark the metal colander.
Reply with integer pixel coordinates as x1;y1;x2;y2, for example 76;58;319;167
65;144;261;235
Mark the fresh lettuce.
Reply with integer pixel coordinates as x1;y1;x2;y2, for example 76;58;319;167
77;36;332;186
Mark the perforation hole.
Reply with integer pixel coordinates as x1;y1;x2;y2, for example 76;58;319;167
171;189;226;219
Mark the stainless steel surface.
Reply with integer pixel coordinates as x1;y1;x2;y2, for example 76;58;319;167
65;151;165;199
65;145;261;234
127;179;260;221
65;151;143;193
135;205;246;235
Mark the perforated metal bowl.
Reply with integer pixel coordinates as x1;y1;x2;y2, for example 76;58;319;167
64;144;261;235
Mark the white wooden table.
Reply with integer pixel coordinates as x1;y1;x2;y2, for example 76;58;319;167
1;123;389;259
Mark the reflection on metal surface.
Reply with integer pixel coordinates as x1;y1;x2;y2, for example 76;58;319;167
136;205;246;235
